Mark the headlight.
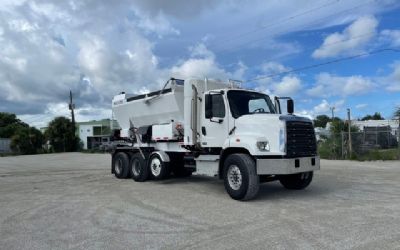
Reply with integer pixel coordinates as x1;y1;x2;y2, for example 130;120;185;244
279;127;286;152
256;141;270;151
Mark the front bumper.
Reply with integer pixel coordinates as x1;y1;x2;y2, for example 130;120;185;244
256;156;320;175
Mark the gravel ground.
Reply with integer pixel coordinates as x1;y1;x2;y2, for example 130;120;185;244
0;153;399;250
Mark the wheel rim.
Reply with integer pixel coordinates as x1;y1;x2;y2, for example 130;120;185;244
150;157;162;177
227;165;242;190
132;159;141;176
115;158;122;175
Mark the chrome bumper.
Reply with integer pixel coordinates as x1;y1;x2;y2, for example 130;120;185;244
256;156;320;175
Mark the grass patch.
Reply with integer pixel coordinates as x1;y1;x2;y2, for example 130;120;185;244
318;140;400;161
355;148;400;161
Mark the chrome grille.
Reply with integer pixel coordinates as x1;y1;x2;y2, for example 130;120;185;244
286;121;317;157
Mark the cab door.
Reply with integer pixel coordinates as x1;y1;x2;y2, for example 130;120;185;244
200;92;229;148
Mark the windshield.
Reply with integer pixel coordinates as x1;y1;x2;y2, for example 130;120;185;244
227;90;276;118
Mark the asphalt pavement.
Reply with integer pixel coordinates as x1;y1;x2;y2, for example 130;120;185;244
0;153;399;250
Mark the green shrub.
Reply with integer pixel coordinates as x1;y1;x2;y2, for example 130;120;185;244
356;149;399;161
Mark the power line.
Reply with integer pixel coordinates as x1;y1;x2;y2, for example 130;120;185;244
214;0;341;45
218;30;377;73
246;48;400;82
20;105;70;126
261;31;376;63
214;0;377;54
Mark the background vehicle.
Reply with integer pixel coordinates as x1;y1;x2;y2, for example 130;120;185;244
110;78;319;200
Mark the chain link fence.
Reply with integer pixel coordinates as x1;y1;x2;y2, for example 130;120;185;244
318;127;400;160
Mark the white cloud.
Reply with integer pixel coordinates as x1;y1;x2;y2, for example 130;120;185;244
295;110;314;120
170;43;244;80
19;103;112;128
253;62;289;87
189;43;215;60
380;29;400;47
312;16;378;59
313;99;330;113
252;62;302;97
272;76;302;96
8;19;38;32
313;99;345;115
355;103;368;109
383;62;400;92
231;61;247;80
307;73;375;97
134;10;180;37
1;0;398;127
260;62;290;75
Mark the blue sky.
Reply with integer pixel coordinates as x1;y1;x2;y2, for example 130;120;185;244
0;0;399;127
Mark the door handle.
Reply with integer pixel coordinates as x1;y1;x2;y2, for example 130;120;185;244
201;126;206;136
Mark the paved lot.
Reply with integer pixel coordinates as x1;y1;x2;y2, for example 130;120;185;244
0;153;399;250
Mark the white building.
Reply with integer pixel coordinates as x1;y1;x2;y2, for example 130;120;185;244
351;119;399;131
77;119;119;149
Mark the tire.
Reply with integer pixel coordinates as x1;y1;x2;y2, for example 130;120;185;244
223;153;260;201
113;152;130;179
279;171;313;190
148;154;170;180
130;152;149;182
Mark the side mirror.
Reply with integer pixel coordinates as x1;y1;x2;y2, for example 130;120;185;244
287;99;294;114
205;94;213;118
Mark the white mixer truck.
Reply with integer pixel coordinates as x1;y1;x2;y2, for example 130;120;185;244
110;78;319;200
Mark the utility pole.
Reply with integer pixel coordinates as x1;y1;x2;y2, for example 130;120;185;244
330;106;335;120
330;106;336;158
69;90;76;150
69;90;75;127
347;108;352;158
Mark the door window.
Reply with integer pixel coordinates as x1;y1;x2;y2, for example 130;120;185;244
205;94;226;118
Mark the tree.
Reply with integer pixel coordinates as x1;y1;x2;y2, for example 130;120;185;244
45;117;78;152
1;112;43;154
313;115;330;128
361;112;384;121
395;106;400;119
318;117;361;159
329;118;359;134
10;126;44;154
0;112;29;138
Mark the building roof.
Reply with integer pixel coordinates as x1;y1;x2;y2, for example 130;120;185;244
77;119;120;128
351;120;399;129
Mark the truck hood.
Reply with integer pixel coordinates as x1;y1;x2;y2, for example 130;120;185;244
234;114;312;132
231;114;312;155
234;114;283;137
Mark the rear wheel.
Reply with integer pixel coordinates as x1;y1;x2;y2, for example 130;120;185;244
223;153;260;201
279;171;313;190
149;154;170;180
130;152;149;182
113;152;130;179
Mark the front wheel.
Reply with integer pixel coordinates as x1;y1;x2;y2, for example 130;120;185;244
279;171;313;190
223;154;260;201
